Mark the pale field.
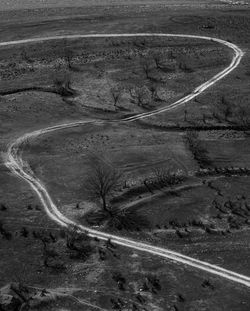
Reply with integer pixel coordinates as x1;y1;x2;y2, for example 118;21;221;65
0;0;220;11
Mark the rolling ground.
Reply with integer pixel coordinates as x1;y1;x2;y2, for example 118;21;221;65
0;1;250;310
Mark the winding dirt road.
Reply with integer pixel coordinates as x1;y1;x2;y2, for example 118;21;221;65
4;33;250;288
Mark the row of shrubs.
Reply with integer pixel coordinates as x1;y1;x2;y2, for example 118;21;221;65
196;166;250;177
138;122;250;132
111;169;185;205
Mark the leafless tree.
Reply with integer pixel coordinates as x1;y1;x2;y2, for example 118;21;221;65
128;86;151;107
65;49;74;70
0;221;12;240
149;84;158;99
20;49;34;70
52;71;75;96
153;53;165;70
153;53;175;75
149;84;163;102
235;104;250;127
202;113;207;124
168;50;175;59
178;60;193;73
220;96;232;120
62;39;74;69
128;87;143;107
110;86;123;110
85;155;123;212
184;109;188;122
213;96;232;122
186;130;210;167
66;226;93;260
141;60;151;79
186;130;199;150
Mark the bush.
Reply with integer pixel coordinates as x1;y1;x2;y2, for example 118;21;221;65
153;168;185;188
186;130;211;167
0;222;12;240
66;228;94;260
128;86;152;108
52;71;75;97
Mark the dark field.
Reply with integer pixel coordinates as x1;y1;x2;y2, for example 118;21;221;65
0;1;250;310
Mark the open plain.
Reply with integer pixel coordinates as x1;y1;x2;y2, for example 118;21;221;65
0;1;250;310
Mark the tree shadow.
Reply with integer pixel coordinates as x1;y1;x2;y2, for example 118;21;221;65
84;207;150;232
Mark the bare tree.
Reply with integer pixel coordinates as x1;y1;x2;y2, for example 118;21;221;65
128;86;152;108
141;60;151;79
65;49;74;70
235;104;250;127
149;84;158;99
0;221;12;240
186;130;211;167
220;96;232;120
202;113;207;124
66;227;93;260
110;86;123;110
213;96;232;122
62;39;74;69
85;155;122;212
168;50;175;59
186;130;199;150
52;71;75;96
153;54;163;70
178;60;193;73
152;53;172;72
128;87;143;107
149;84;163;102
20;49;34;70
184;109;188;122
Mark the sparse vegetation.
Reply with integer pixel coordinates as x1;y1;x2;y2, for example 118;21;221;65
0;221;12;240
141;59;152;79
52;71;75;97
152;168;185;188
213;96;232;122
110;85;123;110
1;6;250;311
185;130;211;167
128;85;152;108
65;230;94;263
63;42;74;70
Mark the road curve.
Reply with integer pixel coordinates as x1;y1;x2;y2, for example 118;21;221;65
4;33;250;288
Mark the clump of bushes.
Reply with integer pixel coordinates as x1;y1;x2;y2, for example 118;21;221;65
185;130;211;168
140;274;161;294
52;71;76;97
152;168;185;188
0;221;12;240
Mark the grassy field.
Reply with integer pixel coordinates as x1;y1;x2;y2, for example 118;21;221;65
1;1;250;310
0;0;233;12
20;121;250;276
